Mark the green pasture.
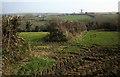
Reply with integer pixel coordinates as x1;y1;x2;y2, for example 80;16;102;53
19;32;49;43
73;31;119;46
19;31;119;47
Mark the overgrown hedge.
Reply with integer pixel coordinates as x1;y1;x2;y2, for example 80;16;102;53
2;15;29;62
44;18;87;42
86;16;118;31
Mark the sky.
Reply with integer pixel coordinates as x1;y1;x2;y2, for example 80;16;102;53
1;0;120;14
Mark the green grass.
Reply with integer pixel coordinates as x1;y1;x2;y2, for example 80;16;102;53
72;31;119;46
44;15;92;21
17;56;55;75
19;32;49;43
19;31;119;47
19;32;49;47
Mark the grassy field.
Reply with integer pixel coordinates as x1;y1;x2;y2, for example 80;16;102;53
19;32;49;43
20;31;119;47
73;31;119;46
44;15;92;21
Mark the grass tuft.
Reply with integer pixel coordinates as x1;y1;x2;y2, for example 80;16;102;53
17;56;55;75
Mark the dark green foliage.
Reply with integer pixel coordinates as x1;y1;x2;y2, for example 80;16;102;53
34;26;39;32
39;24;49;32
99;22;118;31
86;21;118;31
86;15;118;31
45;29;68;42
26;21;32;32
44;19;68;42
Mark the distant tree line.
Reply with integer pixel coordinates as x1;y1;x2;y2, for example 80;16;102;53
18;14;118;33
18;22;49;32
86;17;118;31
86;21;118;31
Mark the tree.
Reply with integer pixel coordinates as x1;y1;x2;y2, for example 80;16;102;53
26;21;32;32
34;26;39;32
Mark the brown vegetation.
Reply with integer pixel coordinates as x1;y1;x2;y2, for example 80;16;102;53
45;18;87;42
2;16;29;62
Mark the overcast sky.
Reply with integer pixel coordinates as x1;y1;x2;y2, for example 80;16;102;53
1;0;120;14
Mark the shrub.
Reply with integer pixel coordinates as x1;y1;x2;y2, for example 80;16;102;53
44;19;68;42
45;29;68;42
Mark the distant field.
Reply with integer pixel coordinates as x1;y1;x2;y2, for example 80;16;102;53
73;31;119;46
31;21;46;26
19;32;49;43
44;15;92;21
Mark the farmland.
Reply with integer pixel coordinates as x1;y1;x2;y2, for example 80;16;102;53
2;13;120;76
18;31;120;75
44;15;92;21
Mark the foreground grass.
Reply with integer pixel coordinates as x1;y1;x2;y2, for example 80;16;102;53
17;56;55;75
73;31;119;46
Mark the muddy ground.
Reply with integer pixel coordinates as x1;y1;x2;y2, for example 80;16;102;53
31;45;120;76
